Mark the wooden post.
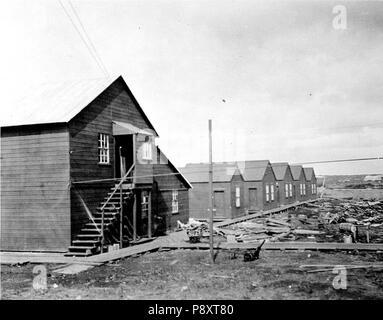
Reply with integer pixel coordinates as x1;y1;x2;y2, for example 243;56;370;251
148;190;152;238
133;134;137;185
120;184;123;249
101;209;105;253
208;119;214;263
133;191;137;242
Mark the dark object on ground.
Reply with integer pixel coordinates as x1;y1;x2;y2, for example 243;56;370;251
243;240;266;262
189;236;200;244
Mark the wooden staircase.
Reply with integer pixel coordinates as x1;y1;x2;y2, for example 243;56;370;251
66;164;136;257
65;184;134;257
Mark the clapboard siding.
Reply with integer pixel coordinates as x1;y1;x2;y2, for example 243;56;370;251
154;189;189;232
68;77;157;238
1;124;70;252
152;164;189;230
274;167;295;206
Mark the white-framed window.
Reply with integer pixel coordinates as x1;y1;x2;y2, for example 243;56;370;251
289;183;293;197
142;136;152;160
270;184;275;201
312;184;316;194
172;190;179;214
285;184;289;198
300;183;303;196
304;184;306;195
98;133;110;164
235;187;241;207
265;184;270;202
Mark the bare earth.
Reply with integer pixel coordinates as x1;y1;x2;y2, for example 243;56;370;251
2;189;383;300
1;249;383;300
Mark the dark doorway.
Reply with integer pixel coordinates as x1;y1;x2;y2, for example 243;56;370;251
114;135;134;178
213;190;226;218
249;188;257;210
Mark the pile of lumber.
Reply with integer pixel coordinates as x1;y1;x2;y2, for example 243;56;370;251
219;216;324;243
218;199;383;244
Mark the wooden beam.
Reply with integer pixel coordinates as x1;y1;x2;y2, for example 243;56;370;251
133;192;137;241
214;198;322;228
148;190;152;238
120;184;123;249
161;241;383;252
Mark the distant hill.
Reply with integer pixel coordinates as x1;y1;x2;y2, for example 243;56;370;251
318;174;383;189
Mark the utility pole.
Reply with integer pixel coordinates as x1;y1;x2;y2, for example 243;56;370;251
208;119;214;263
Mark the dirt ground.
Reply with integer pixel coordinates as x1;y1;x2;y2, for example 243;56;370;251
2;249;383;300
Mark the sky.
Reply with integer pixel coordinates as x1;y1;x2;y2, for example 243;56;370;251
0;0;382;175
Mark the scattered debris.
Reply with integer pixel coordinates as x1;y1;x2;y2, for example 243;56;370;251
178;218;225;243
217;199;383;244
243;240;265;262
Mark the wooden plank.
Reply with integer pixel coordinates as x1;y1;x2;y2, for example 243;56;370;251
214;199;320;228
148;190;152;238
161;242;383;251
86;240;162;263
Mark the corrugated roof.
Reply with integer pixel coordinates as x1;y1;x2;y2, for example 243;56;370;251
180;162;239;183
238;160;270;181
180;160;270;183
1;77;118;127
290;165;305;181
0;76;158;137
303;167;315;181
156;147;192;189
271;162;290;181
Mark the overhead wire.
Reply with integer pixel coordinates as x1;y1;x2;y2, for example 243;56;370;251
58;0;110;79
71;156;382;184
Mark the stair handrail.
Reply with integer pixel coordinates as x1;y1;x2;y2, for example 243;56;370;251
100;164;135;253
101;164;135;211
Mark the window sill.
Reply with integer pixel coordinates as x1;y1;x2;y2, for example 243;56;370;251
98;162;112;166
172;211;179;215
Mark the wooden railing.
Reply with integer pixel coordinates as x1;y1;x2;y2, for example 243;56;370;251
100;164;135;253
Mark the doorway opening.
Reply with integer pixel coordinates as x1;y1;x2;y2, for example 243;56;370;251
114;135;134;178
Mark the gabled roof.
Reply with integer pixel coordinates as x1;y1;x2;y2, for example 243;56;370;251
290;165;306;181
180;160;271;183
180;162;240;183
1;76;159;136
271;162;290;181
156;147;192;189
237;160;271;181
303;167;315;181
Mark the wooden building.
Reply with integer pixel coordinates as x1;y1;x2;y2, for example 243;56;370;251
1;76;191;255
180;160;278;220
290;165;308;202
303;167;318;200
271;163;295;205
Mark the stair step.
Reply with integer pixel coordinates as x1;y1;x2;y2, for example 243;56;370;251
68;245;96;250
73;239;100;245
85;222;112;227
96;206;120;211
80;228;102;233
64;251;92;257
93;217;114;221
114;184;133;189
76;234;102;239
93;214;118;220
106;191;132;196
